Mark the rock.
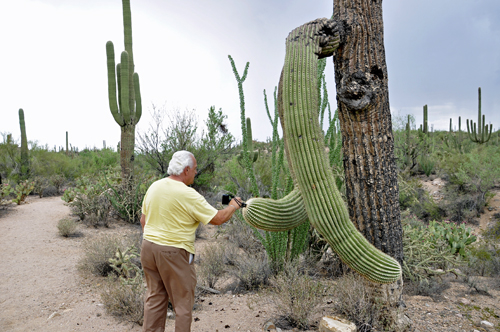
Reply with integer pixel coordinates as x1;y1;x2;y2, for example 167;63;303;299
319;316;356;332
458;298;471;305
262;320;276;331
47;311;60;320
480;320;494;329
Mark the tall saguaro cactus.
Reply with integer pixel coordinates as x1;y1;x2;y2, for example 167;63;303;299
18;108;29;179
242;19;401;284
467;87;492;144
106;0;142;180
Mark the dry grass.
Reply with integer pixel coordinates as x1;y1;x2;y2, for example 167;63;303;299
197;243;226;289
332;273;385;332
57;218;78;237
78;234;123;277
100;276;145;326
269;262;328;329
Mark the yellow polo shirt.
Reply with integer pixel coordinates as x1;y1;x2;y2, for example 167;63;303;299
142;177;218;254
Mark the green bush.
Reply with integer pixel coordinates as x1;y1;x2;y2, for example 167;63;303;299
398;176;442;222
102;171;158;224
427;220;477;257
67;177;111;227
1;183;13;205
401;211;464;282
439;145;500;223
12;180;34;205
57;218;78;237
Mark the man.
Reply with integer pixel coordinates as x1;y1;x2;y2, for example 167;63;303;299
140;150;241;332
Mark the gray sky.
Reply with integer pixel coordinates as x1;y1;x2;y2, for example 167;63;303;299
1;0;499;149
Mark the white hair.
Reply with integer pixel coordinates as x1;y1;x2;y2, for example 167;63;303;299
167;151;194;176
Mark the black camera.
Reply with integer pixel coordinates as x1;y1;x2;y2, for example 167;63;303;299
222;194;247;207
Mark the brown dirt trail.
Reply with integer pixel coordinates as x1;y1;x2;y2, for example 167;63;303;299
0;197;140;332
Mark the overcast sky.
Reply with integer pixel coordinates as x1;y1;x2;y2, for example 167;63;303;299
1;0;499;150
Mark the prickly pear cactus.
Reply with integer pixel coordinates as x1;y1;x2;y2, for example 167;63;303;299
242;18;401;284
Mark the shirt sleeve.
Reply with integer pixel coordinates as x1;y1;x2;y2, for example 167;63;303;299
188;189;218;225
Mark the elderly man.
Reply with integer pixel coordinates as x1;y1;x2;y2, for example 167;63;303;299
140;150;242;332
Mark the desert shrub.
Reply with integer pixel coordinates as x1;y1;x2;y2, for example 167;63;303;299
197;243;226;289
100;276;145;326
69;184;111;227
49;174;66;194
332;273;385;332
12;180;34;205
232;251;271;291
0;183;13;206
404;278;450;300
483;213;500;241
57;218;78;237
103;171;158;224
78;234;123;277
61;186;78;203
32;176;49;198
401;211;464;282
439;146;500;223
398;176;442;222
223;217;264;254
269;262;327;329
466;244;500;278
30;148;80;180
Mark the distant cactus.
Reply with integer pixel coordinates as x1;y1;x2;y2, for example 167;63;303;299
106;0;142;180
467;87;492;144
18;108;29;179
422;104;428;134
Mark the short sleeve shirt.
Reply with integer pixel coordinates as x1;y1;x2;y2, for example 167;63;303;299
142;177;217;254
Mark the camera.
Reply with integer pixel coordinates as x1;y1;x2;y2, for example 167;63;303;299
222;194;247;207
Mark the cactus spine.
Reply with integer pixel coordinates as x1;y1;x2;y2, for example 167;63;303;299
106;0;142;180
467;87;492;144
242;19;401;284
18;108;29;179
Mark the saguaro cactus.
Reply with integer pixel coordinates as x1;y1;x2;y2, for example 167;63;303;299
422;104;428;134
242;19;401;284
18;108;29;179
467;87;492;144
106;0;142;180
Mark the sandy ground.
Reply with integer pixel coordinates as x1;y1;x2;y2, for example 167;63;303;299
0;191;499;332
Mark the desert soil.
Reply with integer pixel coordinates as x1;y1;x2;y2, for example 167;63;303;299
0;188;499;332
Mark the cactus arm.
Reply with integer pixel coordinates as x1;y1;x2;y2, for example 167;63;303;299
106;41;124;126
119;51;131;124
280;18;400;283
242;188;308;232
133;72;142;123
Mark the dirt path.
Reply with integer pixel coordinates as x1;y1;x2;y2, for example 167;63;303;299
1;195;499;332
0;197;140;332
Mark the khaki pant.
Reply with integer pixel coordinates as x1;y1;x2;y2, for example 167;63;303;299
141;240;196;332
